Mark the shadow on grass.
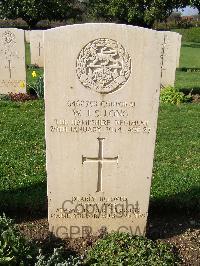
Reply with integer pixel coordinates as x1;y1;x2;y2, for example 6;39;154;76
150;186;200;213
0;182;47;221
178;87;200;94
177;67;200;72
147;186;200;240
182;43;200;48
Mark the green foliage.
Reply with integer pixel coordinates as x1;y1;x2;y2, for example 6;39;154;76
86;0;187;27
189;0;200;13
0;214;36;265
85;232;179;265
160;86;190;104
0;94;10;101
28;75;44;98
0;0;81;28
172;27;200;43
35;248;83;266
155;20;200;30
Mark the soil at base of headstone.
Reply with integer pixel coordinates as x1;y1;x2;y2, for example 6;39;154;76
16;212;200;266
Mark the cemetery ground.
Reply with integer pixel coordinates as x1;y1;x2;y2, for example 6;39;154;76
175;42;200;96
0;40;199;264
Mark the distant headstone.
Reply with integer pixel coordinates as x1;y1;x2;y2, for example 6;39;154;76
160;31;182;88
176;34;182;67
25;30;30;43
45;24;163;238
0;28;26;94
30;30;44;67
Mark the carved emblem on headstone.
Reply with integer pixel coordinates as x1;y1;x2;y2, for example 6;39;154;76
2;30;16;46
76;38;131;94
1;30;17;60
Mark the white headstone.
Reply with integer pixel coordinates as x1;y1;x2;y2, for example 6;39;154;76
160;31;182;88
0;28;26;94
45;24;163;238
176;34;182;68
30;30;44;67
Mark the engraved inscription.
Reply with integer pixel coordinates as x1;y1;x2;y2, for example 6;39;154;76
49;99;151;134
0;80;26;89
50;196;144;219
76;38;131;94
82;138;118;192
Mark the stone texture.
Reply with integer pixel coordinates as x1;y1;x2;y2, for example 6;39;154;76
0;28;26;94
160;31;182;88
30;30;44;67
45;24;163;238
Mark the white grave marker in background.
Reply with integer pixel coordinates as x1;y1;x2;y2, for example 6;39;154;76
30;30;44;67
161;31;182;88
0;28;26;94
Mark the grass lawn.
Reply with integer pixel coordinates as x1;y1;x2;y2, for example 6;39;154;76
0;100;199;214
175;42;200;93
179;42;200;69
0;100;46;214
152;103;200;211
175;71;200;93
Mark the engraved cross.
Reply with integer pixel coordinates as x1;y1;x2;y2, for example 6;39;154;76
6;59;13;79
38;42;43;56
82;138;119;192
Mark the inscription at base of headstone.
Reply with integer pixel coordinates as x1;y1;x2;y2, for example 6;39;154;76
30;30;44;67
45;24;163;238
0;28;26;94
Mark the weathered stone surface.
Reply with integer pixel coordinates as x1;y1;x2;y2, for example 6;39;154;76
0;28;26;94
45;24;163;238
30;30;44;67
160;31;182;87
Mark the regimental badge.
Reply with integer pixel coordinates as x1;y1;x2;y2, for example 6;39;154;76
76;38;131;94
2;30;16;46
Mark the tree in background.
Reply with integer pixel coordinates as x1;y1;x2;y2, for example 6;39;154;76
0;0;82;28
86;0;188;27
0;0;198;28
168;12;182;22
190;0;200;13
